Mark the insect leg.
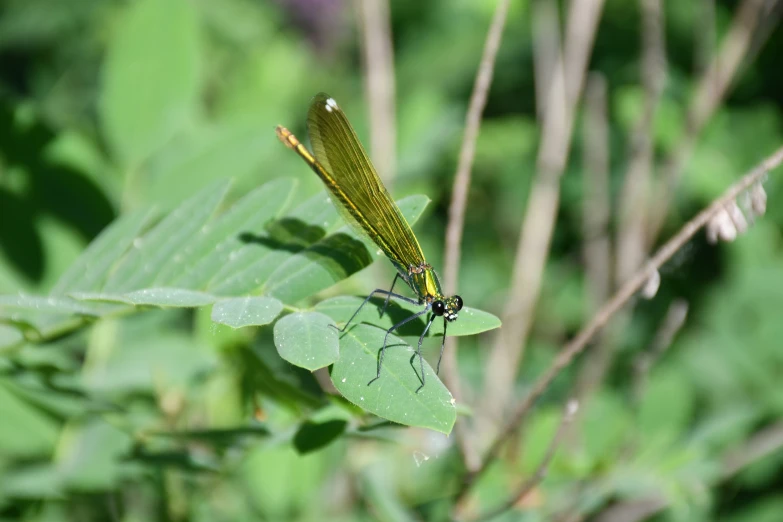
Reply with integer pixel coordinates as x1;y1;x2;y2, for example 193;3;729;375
435;319;448;375
368;306;430;386
414;314;438;394
334;286;419;334
380;273;404;318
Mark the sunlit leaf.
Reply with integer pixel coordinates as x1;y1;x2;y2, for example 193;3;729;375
159;178;296;288
211;297;283;328
314;295;501;337
207;190;341;296
100;0;200;165
103;180;230;292
273;312;338;371
72;288;217;308
330;325;456;434
263;195;430;304
52;208;157;295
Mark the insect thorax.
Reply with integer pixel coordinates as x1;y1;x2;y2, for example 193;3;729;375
403;263;443;303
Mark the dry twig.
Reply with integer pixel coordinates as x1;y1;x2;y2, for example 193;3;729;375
481;0;606;422
441;0;512;472
574;73;613;401
357;0;396;183
458;144;783;501
648;0;771;240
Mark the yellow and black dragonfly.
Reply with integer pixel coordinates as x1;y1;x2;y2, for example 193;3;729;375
276;93;463;392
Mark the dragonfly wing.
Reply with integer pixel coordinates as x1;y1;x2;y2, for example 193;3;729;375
306;93;426;270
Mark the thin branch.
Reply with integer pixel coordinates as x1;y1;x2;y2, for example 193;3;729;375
357;0;396;184
648;0;771;241
574;73;613;401
695;0;716;76
581;73;611;313
574;0;668;404
441;0;511;473
458;144;783;501
616;0;666;285
480;0;606;424
532;0;562;122
462;400;580;522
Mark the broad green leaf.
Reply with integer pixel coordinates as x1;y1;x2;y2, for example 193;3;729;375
72;288;217;308
0;324;23;351
82;330;217;394
143;121;279;209
330;325;456;434
314;295;501;337
104;180;230;292
273;312;338;371
206;190;342;295
52;208;156;295
211;297;283;328
100;0;200;165
0;379;61;458
263;195;430;304
0;295;104;317
158;178;296;288
0;463;63;499
55;418;134;490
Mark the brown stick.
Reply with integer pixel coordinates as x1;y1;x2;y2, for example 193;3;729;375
441;0;512;473
357;0;396;184
458;144;783;501
480;0;606;424
532;0;562;122
574;73;613;402
648;0;770;241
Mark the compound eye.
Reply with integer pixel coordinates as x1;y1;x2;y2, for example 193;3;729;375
432;301;445;316
454;295;464;311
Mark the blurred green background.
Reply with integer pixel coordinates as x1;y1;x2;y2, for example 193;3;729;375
1;0;783;520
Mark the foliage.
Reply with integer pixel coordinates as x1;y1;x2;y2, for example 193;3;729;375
0;0;782;521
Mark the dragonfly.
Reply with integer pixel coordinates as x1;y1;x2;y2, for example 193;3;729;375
276;93;463;392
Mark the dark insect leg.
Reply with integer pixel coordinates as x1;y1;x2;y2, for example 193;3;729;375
333;286;418;334
414;314;438;394
435;319;448;375
380;273;404;318
368;306;431;386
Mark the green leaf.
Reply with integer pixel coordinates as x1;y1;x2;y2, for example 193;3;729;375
211;297;283;328
263;195;430;304
206;190;341;296
314;295;501;337
158;178;296;288
51;208;157;294
0;295;105;317
72;288;218;307
143;122;283;210
100;0;200;165
330;325;456;434
104;180;230;292
0;324;23;351
273;312;339;371
0;379;61;458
